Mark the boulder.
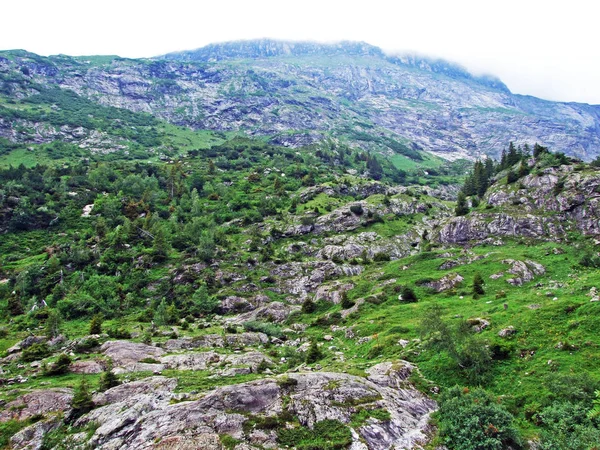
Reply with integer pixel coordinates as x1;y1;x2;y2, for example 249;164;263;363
422;273;464;292
0;389;73;422
498;326;517;338
101;340;165;372
503;259;545;286
72;361;435;450
10;416;61;450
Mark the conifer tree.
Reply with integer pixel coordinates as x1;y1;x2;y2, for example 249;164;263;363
89;314;103;335
455;192;470;216
70;377;94;421
99;361;120;391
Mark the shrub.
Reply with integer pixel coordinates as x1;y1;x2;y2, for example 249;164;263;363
106;327;131;339
277;419;352;450
243;320;284;339
301;298;317;314
22;342;51;362
74;337;100;353
306;341;324;364
438;387;521;450
340;291;355;309
399;286;418;303
44;353;72;376
350;204;364;215
89;314;103;335
473;273;485;296
373;252;391;262
69;378;94;423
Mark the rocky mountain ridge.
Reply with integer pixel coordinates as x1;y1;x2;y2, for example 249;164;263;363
1;40;600;161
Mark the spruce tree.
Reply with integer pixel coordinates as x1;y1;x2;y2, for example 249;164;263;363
455;192;470;216
99;361;120;391
89;314;103;335
306;341;324;364
70;377;94;422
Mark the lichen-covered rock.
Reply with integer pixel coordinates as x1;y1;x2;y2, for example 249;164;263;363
503;259;545;286
421;273;464;292
10;416;61;450
71;359;105;374
164;332;269;352
498;326;517;338
101;340;165;373
69;361;435;450
0;389;73;422
92;376;177;406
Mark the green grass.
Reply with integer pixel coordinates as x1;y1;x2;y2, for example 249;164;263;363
391;152;444;171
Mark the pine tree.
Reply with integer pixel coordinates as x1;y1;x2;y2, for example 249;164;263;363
506;142;520;167
155;299;168;326
151;226;170;262
99;361;120;392
455;192;470;216
89;314;103;335
70;377;94;421
306;341;324;364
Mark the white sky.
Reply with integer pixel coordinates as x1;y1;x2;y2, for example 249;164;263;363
2;0;599;104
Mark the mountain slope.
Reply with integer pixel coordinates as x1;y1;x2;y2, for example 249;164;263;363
1;40;600;162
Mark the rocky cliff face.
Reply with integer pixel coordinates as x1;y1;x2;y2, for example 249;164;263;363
2;40;600;160
434;163;600;244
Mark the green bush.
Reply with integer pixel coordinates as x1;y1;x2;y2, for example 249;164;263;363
438;386;521;450
243;320;284;338
22;342;51;362
277;419;352;450
44;353;72;375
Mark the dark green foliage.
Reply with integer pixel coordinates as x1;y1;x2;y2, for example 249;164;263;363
473;272;485;296
419;306;492;384
399;286;418;303
277;419;352;450
69;378;94;422
579;253;600;269
350;204;364;215
106;327;131;339
89;314;103;335
44;353;71;375
537;401;600;449
340;291;355;309
301;298;317;314
8;295;24;316
189;284;220;315
506;170;519;184
306;341;324;364
243;320;284;338
22;342;51;362
99;361;120;391
438;386;521;450
455;191;469;216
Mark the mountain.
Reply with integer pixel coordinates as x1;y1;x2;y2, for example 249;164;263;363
1;40;600;162
2;40;600;450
